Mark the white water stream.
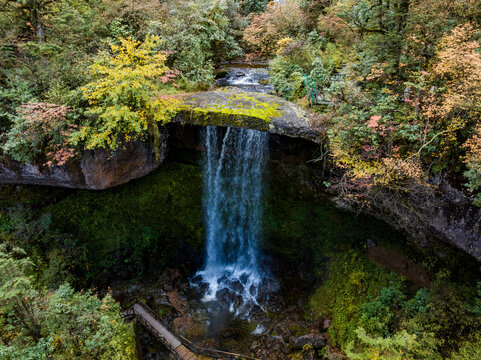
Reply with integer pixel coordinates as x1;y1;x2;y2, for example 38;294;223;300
194;125;269;313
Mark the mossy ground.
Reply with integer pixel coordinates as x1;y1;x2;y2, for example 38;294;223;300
0;162;204;284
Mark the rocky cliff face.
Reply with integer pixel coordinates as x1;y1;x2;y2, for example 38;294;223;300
0;88;480;261
0;132;168;190
335;175;481;262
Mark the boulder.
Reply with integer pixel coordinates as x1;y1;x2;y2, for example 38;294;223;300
0;131;168;190
289;334;326;350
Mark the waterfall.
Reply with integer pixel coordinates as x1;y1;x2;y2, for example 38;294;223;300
194;126;269;311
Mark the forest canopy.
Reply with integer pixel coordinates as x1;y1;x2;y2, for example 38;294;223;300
243;0;481;204
1;0;480;205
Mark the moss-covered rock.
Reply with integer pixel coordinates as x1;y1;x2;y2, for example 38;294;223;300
263;158;405;267
44;162;204;282
176;88;322;142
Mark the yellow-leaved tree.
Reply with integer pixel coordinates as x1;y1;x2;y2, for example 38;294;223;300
71;35;180;159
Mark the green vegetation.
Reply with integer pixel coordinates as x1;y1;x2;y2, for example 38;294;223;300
0;0;252;166
73;35;180;157
1;0;481;359
47;162;203;281
0;244;135;359
0;162;204;284
243;0;481;203
309;250;481;359
153;0;246;89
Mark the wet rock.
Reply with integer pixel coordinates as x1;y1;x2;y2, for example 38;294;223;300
173;316;204;339
250;340;261;352
367;238;376;248
215;288;231;300
230;280;244;294
198;282;209;294
289;334;326;350
239;273;249;284
252;334;289;360
299;270;315;283
190;275;203;284
215;288;243;309
218;326;240;339
325;347;348;360
179;281;188;291
302;348;315;360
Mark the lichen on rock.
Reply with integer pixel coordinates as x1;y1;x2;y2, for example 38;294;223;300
175;87;322;142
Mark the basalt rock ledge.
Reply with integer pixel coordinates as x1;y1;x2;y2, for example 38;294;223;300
0;135;168;190
0;89;321;189
174;88;322;143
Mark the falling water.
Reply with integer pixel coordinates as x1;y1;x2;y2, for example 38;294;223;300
194;126;269;311
216;67;273;94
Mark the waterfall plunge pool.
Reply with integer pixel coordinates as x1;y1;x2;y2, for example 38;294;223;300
4;124;477;359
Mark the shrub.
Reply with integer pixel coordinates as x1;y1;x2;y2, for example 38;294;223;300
151;0;245;89
72;36;180;156
2;102;77;165
243;1;304;56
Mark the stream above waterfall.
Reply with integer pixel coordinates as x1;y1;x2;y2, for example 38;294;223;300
215;66;274;94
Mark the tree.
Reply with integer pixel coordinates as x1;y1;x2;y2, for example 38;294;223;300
239;0;269;15
423;23;481;132
0;0;58;42
0;244;41;341
71;35;180;159
0;243;136;359
152;0;245;88
2;102;76;165
243;1;304;56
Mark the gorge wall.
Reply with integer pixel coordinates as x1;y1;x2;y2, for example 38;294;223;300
0;130;168;190
0;89;480;262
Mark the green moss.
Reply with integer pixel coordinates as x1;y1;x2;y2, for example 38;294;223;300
263;160;405;267
45;162;204;280
0;184;70;208
307;250;403;347
179;91;282;129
